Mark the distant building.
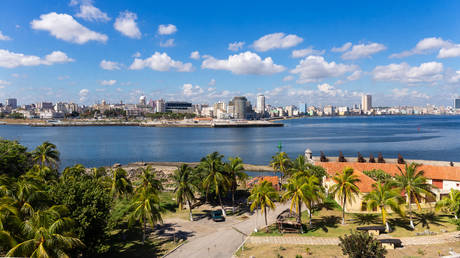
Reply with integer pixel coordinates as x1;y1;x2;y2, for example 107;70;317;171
37;102;53;110
455;98;460;109
256;95;265;114
323;105;335;116
231;96;247;119
155;99;165;113
139;95;146;105
362;94;372;112
6;98;17;109
165;101;192;113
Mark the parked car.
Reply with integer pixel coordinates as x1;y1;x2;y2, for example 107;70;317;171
211;210;225;222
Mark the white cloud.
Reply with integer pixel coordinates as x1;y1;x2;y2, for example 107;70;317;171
390;37;460;58
100;79;117;86
0;80;11;85
0;49;74;68
201;51;285;75
182;83;204;96
158;24;177;35
446;70;460;83
283;75;294;81
438;45;460;58
317;83;344;97
129;52;193;72
208;78;216;86
100;60;121;70
253;32;303;52
331;42;352;52
79;88;89;101
291;47;325;58
391;88;429;99
31;12;108;44
347;70;362;81
75;1;110;22
0;31;11;41
372;62;443;83
228;41;245;51
290;55;358;83
57;75;70;80
190;51;200;60
341;42;386;60
160;38;175;47
132;52;141;58
114;11;141;39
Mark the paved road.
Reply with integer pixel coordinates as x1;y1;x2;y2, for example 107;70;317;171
165;203;291;258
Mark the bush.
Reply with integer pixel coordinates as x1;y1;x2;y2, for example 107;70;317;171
0;139;32;177
449;218;460;230
338;230;387;258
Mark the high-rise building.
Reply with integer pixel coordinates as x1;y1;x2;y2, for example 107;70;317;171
361;94;372;112
37;102;53;110
256;95;265;113
232;96;247;119
455;98;460;109
155;99;165;113
139;95;146;105
6;98;17;109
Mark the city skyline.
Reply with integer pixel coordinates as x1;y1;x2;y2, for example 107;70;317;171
1;1;460;106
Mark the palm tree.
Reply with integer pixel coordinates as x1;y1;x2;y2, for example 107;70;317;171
330;167;361;225
270;152;292;179
282;173;323;227
200;152;229;216
128;188;163;244
436;189;460;219
172;164;197;221
6;205;84;257
248;180;278;226
0;197;21;251
363;181;404;231
136;166;163;194
225;157;247;213
289;155;327;182
31;141;60;169
110;168;133;198
394;163;434;229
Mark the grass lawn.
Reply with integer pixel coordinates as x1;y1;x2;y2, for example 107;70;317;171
236;242;460;258
253;204;458;238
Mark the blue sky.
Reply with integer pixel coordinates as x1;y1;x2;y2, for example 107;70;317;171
0;0;459;107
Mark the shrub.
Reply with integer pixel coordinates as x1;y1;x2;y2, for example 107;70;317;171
449;218;460;230
338;230;387;258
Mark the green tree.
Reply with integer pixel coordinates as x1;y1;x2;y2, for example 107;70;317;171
136;166;163;194
110;168;133;198
330;167;361;225
338;230;387;258
289;155;327;182
31;141;60;170
0;139;31;178
363;169;392;183
225;157;247;214
394;163;434;229
363;181;404;231
200;152;229;216
6;205;85;257
248;180;278;226
436;189;460;219
172;164;197;221
282;173;323;227
270;152;292;179
128;188;163;244
51;167;112;254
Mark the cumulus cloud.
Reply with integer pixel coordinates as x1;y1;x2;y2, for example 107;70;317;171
390;37;460;58
341;42;386;60
228;41;245;51
114;11;141;39
208;78;216;86
182;83;204;96
100;79;116;86
158;24;177;35
0;80;11;85
190;51;200;60
201;51;285;75
160;38;175;47
372;62;443;83
253;33;303;52
132;52;141;58
74;1;110;22
347;70;362;81
31;12;108;44
100;60;121;70
283;75;294;81
445;70;460;83
0;31;11;41
290;55;358;83
79;88;89;101
0;49;74;68
331;42;352;52
129;52;193;72
291;47;325;58
391;88;429;99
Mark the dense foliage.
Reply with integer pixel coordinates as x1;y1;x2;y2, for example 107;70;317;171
0;139;32;177
338;230;387;258
363;169;392;183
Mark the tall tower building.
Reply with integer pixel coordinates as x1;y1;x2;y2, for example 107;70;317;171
139;95;146;105
6;98;17;109
361;94;372;112
455;98;460;109
232;96;247;119
256;94;265;113
155;99;165;113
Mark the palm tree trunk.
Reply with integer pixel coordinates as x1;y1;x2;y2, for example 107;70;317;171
264;205;268;225
232;183;236;214
408;193;414;229
218;193;226;217
297;199;302;224
187;199;193;221
455;214;458;220
308;207;312;226
142;217;146;244
342;198;346;225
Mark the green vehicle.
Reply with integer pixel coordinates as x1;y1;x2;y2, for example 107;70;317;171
211;210;225;222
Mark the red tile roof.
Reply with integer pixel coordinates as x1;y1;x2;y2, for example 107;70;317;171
317;162;376;193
